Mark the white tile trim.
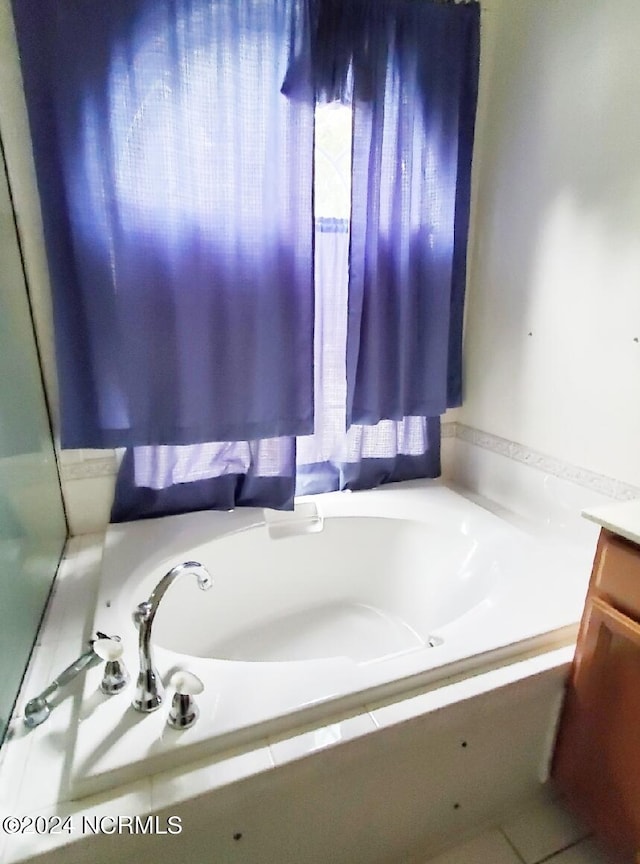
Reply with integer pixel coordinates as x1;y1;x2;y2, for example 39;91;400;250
452;423;640;502
60;454;118;481
57;423;640;506
59;423;457;481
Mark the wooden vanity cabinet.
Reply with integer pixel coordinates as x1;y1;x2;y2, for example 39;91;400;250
552;529;640;861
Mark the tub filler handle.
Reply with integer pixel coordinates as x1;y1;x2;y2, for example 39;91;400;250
132;561;213;714
167;671;204;730
94;636;129;695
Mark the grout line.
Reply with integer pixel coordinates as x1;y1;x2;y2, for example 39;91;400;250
533;833;595;864
498;827;528;864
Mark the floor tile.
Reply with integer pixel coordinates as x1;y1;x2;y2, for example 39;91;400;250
501;795;590;863
425;829;522;864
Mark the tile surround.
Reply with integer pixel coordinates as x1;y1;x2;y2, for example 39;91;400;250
37;535;104;647
59;452;118;481
150;744;274;812
268;714;376;766
61;475;116;536
2;780;153;864
367;646;573;734
57;423;640;499
452;425;640;502
55;421;640;537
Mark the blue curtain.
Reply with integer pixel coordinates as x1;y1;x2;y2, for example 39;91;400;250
295;217;441;496
334;0;480;427
13;0;316;450
15;0;479;521
112;215;442;519
112;437;297;520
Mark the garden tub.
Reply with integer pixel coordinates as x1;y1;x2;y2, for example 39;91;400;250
70;481;591;797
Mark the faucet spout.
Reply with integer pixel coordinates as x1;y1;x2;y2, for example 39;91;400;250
132;561;212;713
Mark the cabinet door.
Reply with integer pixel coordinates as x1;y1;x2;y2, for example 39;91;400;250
592;531;640;622
553;597;640;859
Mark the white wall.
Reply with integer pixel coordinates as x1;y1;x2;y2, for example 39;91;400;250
462;0;640;488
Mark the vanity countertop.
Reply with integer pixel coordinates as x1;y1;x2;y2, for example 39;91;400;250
583;499;640;548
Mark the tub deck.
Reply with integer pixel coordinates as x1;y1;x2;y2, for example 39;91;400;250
70;481;593;798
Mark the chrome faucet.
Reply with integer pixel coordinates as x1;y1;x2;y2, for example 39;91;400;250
132;561;213;713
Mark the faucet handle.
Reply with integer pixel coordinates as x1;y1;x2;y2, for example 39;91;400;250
94;638;129;695
167;671;204;730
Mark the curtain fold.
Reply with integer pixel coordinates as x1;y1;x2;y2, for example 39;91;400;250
345;0;480;427
14;0;316;449
111;216;443;522
295;217;441;496
111;438;296;522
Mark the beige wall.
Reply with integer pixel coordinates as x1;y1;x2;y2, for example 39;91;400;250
462;0;640;487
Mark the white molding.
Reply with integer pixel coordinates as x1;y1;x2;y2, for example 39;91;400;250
453;423;640;502
61;457;118;481
441;421;457;438
60;450;118;481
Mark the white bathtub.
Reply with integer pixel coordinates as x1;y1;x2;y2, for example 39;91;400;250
71;481;592;798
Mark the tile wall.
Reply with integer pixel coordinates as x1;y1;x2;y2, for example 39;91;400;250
56;422;640;536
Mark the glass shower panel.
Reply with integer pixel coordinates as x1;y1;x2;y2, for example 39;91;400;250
0;142;66;744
